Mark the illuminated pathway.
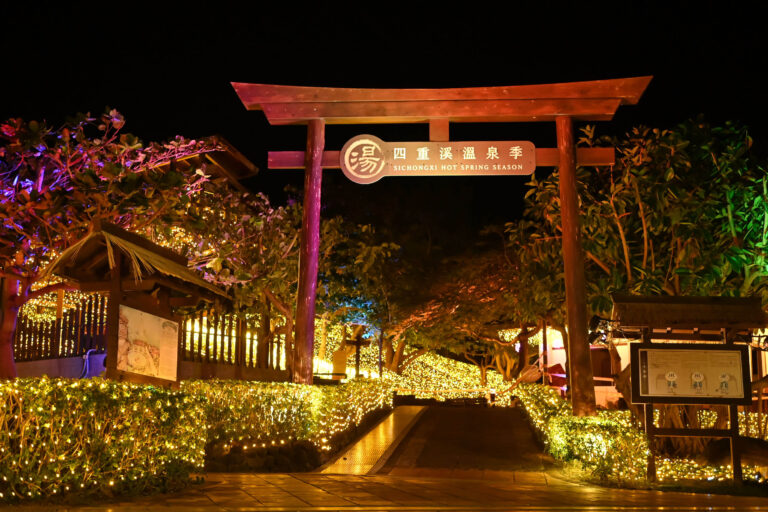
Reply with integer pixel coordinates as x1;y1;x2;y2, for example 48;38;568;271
320;405;426;475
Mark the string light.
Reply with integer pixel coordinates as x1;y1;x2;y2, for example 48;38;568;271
514;383;765;484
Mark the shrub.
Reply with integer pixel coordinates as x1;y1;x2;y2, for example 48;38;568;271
0;377;394;503
513;383;647;481
0;377;205;502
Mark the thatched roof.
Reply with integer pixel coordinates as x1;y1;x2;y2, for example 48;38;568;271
42;221;228;303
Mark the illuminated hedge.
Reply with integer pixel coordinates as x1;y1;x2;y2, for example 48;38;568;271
182;380;316;451
0;377;394;503
183;378;393;453
513;384;766;483
308;378;393;451
0;377;206;502
514;383;647;481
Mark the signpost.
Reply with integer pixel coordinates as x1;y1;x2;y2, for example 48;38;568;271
630;338;751;483
630;343;751;405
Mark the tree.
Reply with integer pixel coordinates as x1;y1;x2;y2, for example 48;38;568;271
0;111;217;378
383;251;544;383
502;118;767;419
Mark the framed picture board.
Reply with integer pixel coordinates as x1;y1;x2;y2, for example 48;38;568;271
630;342;751;405
110;303;180;387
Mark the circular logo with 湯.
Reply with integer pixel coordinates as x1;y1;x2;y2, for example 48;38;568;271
341;135;387;184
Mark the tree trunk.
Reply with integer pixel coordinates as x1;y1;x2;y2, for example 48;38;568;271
517;335;529;378
390;336;407;373
317;312;329;361
383;333;394;366
257;295;271;368
0;277;21;378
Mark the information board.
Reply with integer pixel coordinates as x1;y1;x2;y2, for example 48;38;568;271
116;305;180;383
630;343;751;405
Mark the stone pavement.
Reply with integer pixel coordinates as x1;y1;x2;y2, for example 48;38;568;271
21;471;768;511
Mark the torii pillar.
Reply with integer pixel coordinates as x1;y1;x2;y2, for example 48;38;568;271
233;77;651;416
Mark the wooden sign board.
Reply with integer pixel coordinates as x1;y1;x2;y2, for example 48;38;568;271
630;343;751;405
112;304;181;387
340;135;535;184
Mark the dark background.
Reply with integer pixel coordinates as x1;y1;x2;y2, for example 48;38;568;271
2;2;766;253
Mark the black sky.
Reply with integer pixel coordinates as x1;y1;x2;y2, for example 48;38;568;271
2;2;767;253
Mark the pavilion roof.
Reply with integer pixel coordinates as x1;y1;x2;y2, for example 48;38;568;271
153;136;258;192
610;294;767;332
42;221;229;304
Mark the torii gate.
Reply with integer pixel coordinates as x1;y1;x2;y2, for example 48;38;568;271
233;76;652;415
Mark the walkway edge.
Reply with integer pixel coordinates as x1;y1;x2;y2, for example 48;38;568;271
367;405;427;475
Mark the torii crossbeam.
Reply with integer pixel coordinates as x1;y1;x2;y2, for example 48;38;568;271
233;76;652;415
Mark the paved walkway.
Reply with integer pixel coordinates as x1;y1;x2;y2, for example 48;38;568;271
14;406;768;511
25;472;768;511
380;406;552;474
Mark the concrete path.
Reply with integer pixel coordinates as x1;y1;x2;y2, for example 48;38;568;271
379;406;553;476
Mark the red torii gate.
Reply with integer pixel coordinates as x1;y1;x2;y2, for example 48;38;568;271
233;76;652;415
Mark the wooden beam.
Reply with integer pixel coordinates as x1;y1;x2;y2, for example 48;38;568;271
260;98;622;125
203;153;249;192
232;76;652;108
429;119;450;141
556;115;596;416
268;147;615;170
169;296;205;308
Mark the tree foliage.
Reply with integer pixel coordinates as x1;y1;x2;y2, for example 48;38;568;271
507;119;768;321
0;110;221;377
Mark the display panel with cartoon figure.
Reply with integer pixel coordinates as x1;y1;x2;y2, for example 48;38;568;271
630;343;751;405
116;305;179;382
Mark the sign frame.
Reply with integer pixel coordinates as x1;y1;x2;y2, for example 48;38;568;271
107;297;182;389
630;342;751;405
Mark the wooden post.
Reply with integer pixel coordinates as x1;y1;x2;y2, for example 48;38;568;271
556;115;596;416
541;318;548;380
724;328;743;484
378;330;383;378
294;119;325;384
355;341;361;379
104;249;122;380
729;403;743;484
645;403;657;482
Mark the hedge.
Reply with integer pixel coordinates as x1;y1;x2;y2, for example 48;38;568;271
0;377;205;501
513;383;647;481
0;377;393;503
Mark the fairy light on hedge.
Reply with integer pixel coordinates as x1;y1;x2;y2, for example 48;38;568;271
513;383;765;483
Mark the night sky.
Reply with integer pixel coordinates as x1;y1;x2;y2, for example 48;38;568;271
2;2;767;253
